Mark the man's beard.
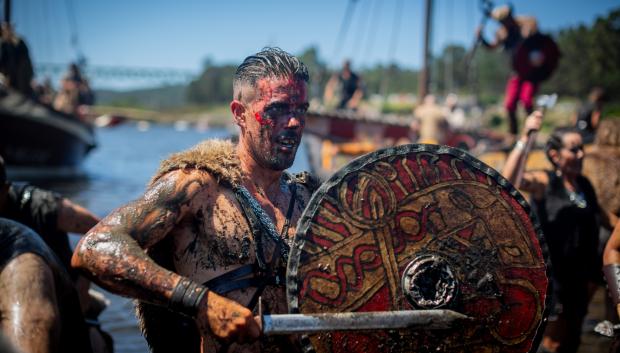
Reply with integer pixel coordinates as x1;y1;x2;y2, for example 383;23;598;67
249;130;300;171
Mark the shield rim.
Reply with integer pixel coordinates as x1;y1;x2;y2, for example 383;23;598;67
286;143;553;353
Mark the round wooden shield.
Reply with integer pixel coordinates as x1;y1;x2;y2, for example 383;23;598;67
512;33;560;83
287;144;550;353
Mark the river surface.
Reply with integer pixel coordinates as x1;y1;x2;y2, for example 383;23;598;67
14;123;614;353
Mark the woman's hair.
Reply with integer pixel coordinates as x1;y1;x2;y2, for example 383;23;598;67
595;119;620;147
545;126;580;168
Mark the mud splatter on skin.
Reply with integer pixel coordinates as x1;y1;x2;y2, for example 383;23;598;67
244;76;308;171
73;171;208;306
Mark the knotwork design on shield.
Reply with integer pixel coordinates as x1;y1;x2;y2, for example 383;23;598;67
287;144;550;353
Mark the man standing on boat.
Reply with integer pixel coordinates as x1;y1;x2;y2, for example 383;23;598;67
476;5;539;137
72;47;317;353
323;59;364;110
0;22;33;96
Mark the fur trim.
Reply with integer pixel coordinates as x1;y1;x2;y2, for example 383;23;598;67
150;139;242;187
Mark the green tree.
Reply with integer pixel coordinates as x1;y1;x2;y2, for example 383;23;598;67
543;8;620;99
187;59;236;104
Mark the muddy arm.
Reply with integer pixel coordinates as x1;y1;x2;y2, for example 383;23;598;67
0;254;60;353
604;220;620;317
72;170;261;342
604;220;620;266
57;198;100;234
71;170;202;306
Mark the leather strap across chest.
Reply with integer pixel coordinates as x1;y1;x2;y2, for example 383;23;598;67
203;174;298;310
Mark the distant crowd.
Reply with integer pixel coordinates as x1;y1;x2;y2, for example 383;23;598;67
0;22;94;117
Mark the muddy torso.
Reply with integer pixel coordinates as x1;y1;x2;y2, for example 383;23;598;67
143;171;313;353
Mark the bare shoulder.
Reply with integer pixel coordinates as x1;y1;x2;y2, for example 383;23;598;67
0;253;55;301
90;168;216;248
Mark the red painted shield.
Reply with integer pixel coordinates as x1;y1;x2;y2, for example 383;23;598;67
287;144;550;353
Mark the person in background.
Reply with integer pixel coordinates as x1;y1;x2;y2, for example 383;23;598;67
0;22;33;96
0;156;112;353
574;87;606;144
412;94;448;144
502;112;618;353
323;59;364;110
53;63;95;116
0;217;93;353
477;4;539;137
33;77;56;106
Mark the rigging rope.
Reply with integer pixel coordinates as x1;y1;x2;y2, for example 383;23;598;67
444;0;454;93
332;0;359;63
362;0;383;59
380;0;404;97
64;0;84;63
351;0;373;60
41;0;53;65
387;0;404;62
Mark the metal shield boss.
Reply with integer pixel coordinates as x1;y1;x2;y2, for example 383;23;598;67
287;144;550;353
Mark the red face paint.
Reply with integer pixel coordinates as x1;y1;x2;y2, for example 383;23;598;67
254;112;274;127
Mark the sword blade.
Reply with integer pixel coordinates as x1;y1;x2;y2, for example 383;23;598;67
262;309;470;335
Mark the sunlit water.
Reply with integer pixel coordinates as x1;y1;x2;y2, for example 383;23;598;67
27;122;310;353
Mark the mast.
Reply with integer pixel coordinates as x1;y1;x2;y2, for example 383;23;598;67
3;0;10;24
418;0;433;101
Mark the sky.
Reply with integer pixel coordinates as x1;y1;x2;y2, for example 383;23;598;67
10;0;620;90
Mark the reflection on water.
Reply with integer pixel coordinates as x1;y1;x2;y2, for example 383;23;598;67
21;122;309;353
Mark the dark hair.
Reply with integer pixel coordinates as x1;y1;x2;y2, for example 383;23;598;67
0;155;6;185
233;47;309;102
545;126;581;168
588;86;606;103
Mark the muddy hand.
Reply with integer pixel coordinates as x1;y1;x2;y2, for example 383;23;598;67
196;290;261;343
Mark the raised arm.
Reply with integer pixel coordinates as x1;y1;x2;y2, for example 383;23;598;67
477;25;501;50
346;79;364;110
71;170;260;342
323;74;338;104
501;111;547;198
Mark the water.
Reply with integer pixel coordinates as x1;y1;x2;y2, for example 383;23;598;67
25;122;310;353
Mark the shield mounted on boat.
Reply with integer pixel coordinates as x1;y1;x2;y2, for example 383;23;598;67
287;144;550;353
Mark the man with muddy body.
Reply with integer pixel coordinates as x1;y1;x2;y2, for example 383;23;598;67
0;217;93;353
72;48;316;352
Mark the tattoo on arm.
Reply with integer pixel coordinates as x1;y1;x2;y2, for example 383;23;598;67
72;171;207;306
